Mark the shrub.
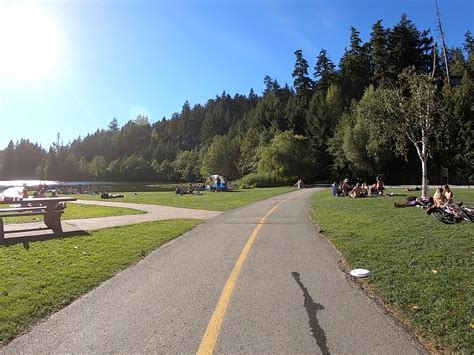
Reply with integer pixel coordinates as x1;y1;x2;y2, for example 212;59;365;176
236;173;288;188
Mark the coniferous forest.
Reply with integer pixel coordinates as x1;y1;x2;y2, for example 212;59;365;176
1;15;473;186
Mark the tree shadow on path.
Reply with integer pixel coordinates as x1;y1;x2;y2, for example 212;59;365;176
292;271;330;355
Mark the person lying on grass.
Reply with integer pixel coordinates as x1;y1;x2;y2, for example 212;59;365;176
403;186;421;191
393;196;433;208
101;193;125;199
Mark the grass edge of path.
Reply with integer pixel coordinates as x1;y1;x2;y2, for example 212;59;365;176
308;188;474;353
307;210;433;353
0;219;202;345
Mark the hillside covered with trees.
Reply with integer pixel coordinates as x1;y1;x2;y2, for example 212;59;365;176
1;15;473;186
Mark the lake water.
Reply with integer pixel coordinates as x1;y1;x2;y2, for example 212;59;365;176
0;180;177;193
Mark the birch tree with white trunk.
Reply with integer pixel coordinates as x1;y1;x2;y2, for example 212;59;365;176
359;69;446;197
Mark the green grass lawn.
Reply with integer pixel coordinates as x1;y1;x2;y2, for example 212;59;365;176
310;188;474;353
0;219;201;344
73;186;295;211
0;203;144;224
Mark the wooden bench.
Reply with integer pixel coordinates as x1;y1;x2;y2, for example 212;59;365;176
0;206;65;239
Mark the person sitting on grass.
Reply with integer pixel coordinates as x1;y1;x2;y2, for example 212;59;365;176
187;183;195;194
444;184;453;203
342;178;350;196
348;183;362;198
361;182;369;197
368;176;384;196
426;187;445;215
433;187;446;208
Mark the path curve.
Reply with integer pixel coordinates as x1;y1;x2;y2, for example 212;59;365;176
66;199;221;231
2;200;220;239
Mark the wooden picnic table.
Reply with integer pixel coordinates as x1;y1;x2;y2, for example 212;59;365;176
18;196;77;210
0;196;77;237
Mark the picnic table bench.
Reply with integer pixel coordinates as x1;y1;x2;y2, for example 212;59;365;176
0;197;77;239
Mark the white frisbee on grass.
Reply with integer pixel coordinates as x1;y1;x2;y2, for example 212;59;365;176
350;268;371;278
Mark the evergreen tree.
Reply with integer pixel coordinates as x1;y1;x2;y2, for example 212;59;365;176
292;49;314;98
118;117;151;156
313;49;336;93
386;14;433;79
443;71;474;182
306;84;343;179
44;147;59;180
177;101;193;151
463;30;474;74
108;118;119;132
369;20;389;84
339;27;371;103
247;92;286;131
263;75;281;95
284;94;308;135
62;153;80;180
448;47;466;76
2;141;16;179
248;88;258;104
15;140;45;179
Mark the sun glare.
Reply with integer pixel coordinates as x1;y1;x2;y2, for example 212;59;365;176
0;5;62;81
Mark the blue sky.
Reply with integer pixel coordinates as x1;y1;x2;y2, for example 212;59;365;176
0;0;472;149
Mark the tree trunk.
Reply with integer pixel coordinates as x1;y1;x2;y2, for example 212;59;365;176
421;158;428;198
414;131;429;198
421;133;428;198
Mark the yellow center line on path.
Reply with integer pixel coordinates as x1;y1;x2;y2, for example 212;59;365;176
197;198;289;355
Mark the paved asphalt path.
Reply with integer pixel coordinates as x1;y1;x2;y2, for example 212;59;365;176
2;188;426;354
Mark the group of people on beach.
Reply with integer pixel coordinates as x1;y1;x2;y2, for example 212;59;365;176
331;176;384;198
